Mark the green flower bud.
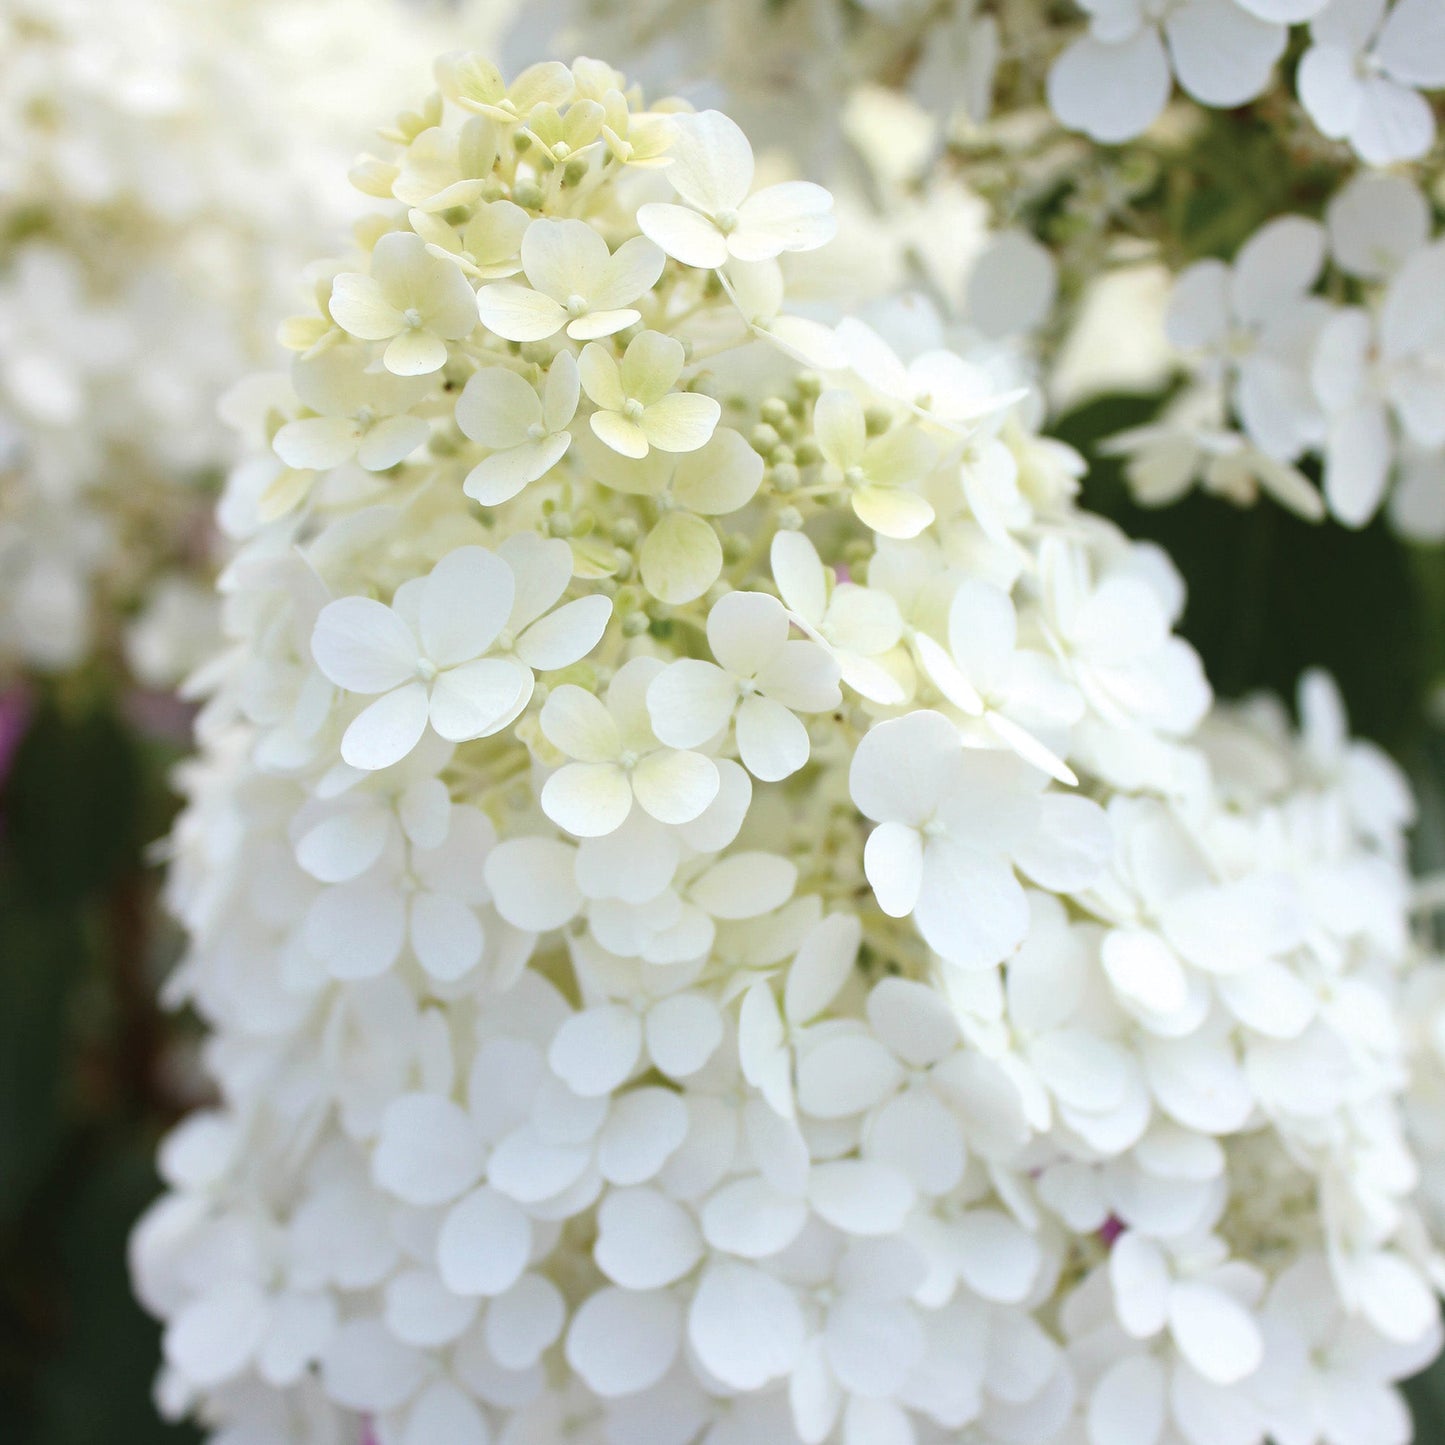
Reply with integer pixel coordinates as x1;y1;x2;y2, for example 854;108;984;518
751;423;781;454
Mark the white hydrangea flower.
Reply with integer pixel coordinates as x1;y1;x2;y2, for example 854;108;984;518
456;350;581;505
837;317;1015;435
1298;0;1445;164
1048;0;1289;143
303;800;499;983
439;54;577;127
637;109;837;269
540;657;721;837
311;544;608;770
1139;172;1445;534
1165;218;1329;464
1109;1230;1266;1386
1037;536;1211;737
1325;171;1431;283
1312;236;1445;526
770;530;906;705
813;387;938;538
584;427;764;604
328;231;480;376
410;197;530;279
851;709;1112;969
647;590;842;781
720;259;848;370
580;330;722;458
273;347;432;473
477;219;665;341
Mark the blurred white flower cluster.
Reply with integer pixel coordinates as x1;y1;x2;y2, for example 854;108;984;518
506;0;1445;166
0;0;459;684
1050;0;1445;156
130;56;1445;1445
1114;172;1445;535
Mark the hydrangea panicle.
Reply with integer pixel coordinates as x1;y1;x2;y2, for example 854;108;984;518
133;54;1445;1445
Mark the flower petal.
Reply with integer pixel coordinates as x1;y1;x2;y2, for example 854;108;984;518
341;683;431;771
592;235;667;309
567;1287;682;1398
383;329;449;376
631;747;720;825
464;433;571;505
429;658;533;740
514;594;613;670
671;426;765;514
328;273;400;341
591;409;651;458
455;366;542;448
357;415;430;471
548;1004;645;1096
647;659;736;748
688;1263;803;1392
541;762;634;837
1165;0;1284;108
484;837;582;932
420;545;515;667
540;685;620;761
436;1184;534;1300
410;890;484;981
640;510;724;604
637;202;730;269
864;821;924;918
733;181;836;261
312;596;418;694
596;1187;703;1288
1047;31;1172;144
664;110;755;212
274;416;360;471
736;694;810;781
915;841;1029;971
372;1093;484;1206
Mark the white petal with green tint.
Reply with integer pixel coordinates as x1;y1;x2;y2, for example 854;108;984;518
640;509;723;604
631;747;719;825
541;685;621;762
428;658;532;741
476;282;567;341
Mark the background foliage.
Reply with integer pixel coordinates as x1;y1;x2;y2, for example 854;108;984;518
0;700;198;1445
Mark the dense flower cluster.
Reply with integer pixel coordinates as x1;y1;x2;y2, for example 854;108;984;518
0;0;459;683
503;0;1445;540
1112;172;1445;535
130;57;1445;1445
